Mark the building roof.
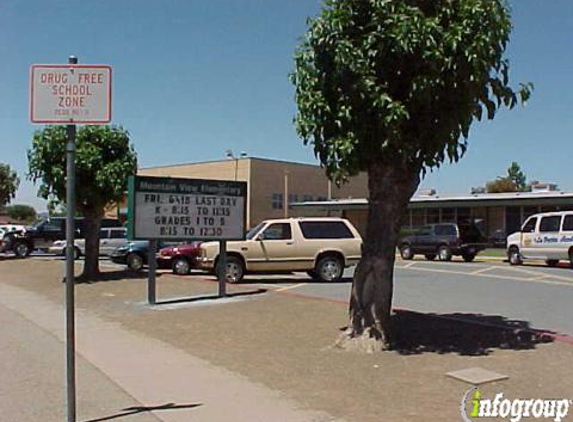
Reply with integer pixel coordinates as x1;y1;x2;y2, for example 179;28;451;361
139;156;323;171
291;191;573;210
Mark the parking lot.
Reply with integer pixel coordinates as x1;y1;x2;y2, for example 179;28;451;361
22;252;573;339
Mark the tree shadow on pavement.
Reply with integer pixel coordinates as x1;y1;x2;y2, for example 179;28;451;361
391;310;555;356
83;402;202;422
155;288;268;305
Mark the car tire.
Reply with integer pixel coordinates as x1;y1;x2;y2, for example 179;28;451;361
437;245;452;262
127;253;144;272
508;247;522;266
570;249;573;268
14;242;31;258
546;259;559;267
315;255;344;282
462;253;476;263
220;256;245;283
400;244;414;260
173;257;191;275
424;254;436;261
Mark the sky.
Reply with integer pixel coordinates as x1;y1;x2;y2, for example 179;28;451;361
1;0;572;211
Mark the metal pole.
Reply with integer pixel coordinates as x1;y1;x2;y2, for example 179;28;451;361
218;240;227;297
148;239;157;304
284;172;289;218
65;54;78;422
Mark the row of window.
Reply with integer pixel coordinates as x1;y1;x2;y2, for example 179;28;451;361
260;221;354;240
271;193;327;210
522;214;573;233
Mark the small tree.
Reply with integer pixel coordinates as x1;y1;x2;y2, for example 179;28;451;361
28;125;137;280
486;177;518;193
0;163;20;207
5;204;37;223
506;162;527;191
292;0;531;349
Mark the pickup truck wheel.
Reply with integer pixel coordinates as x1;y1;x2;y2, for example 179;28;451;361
14;242;31;258
462;253;476;263
424;254;436;261
222;256;245;283
315;256;343;282
173;257;191;275
127;253;144;272
437;245;452;262
546;259;559;267
400;245;414;260
508;247;522;266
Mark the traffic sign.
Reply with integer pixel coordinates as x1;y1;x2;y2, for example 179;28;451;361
30;64;112;124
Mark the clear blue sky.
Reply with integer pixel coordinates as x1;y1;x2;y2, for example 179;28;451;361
1;0;572;210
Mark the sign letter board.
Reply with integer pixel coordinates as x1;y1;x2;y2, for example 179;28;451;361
128;176;247;241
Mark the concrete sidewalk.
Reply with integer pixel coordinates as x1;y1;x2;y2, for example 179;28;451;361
0;281;344;422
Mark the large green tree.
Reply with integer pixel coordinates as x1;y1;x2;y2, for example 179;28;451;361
28;125;137;280
0;163;20;207
292;0;531;350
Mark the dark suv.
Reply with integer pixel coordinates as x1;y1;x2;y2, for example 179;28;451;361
398;223;487;262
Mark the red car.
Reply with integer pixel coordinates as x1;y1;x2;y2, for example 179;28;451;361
157;242;202;275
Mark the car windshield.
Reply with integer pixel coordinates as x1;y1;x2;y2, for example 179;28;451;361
246;222;266;240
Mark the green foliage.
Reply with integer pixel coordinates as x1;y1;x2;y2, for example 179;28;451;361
506;161;527;191
291;0;532;182
27;125;137;214
0;163;20;206
5;204;37;223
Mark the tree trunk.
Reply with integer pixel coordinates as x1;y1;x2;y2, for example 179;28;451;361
80;208;104;281
337;161;420;352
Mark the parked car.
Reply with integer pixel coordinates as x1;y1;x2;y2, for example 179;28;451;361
197;217;363;283
507;211;573;267
0;217;122;258
111;241;171;271
49;227;128;258
157;242;203;275
0;224;27;237
398;222;488;262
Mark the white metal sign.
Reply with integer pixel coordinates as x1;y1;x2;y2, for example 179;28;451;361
30;65;112;124
128;176;247;241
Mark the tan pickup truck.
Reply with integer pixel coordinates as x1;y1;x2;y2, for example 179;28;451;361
197;217;362;283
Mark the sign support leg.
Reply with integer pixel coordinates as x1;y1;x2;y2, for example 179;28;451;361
65;51;78;422
218;240;227;298
148;239;157;304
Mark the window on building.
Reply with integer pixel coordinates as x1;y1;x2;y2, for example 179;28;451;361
441;208;456;223
288;194;299;205
261;223;292;240
411;209;425;227
563;215;573;231
522;217;537;233
317;196;327;201
271;193;283;210
299;221;354;239
427;209;440;224
539;216;561;233
456;207;471;224
302;195;314;202
523;206;539;219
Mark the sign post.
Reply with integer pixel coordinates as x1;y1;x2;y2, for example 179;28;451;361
148;239;157;304
30;57;112;422
127;175;247;302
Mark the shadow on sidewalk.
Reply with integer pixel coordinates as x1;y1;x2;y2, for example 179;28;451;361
391;310;554;356
83;402;202;422
154;288;268;306
73;270;164;284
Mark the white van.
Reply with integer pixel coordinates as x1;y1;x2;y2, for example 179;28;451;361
506;211;573;267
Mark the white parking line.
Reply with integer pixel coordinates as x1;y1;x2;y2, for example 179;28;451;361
501;265;573;282
275;283;308;292
469;266;498;275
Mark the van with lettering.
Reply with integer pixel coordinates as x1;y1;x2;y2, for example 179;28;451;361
197;217;362;283
506;211;573;267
